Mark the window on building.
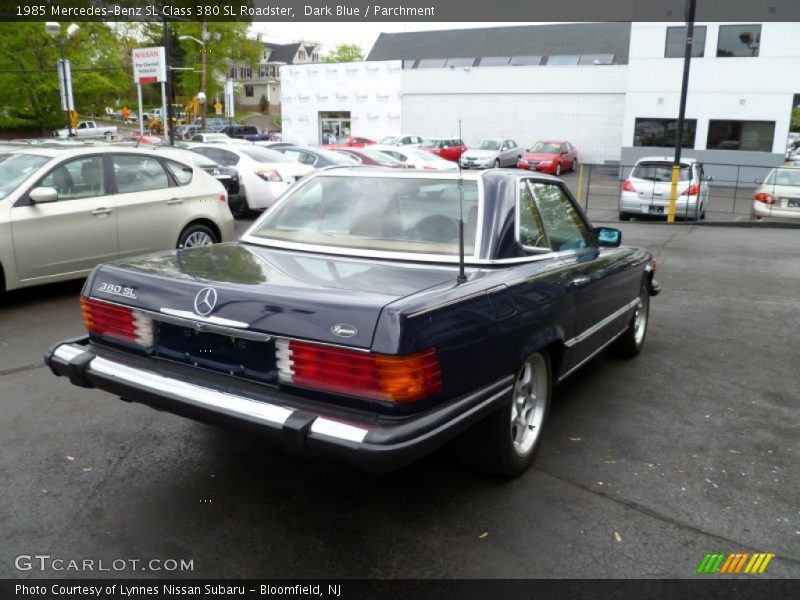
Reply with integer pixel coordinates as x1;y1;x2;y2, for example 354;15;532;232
245;85;254;98
258;66;268;78
228;67;236;79
298;50;306;60
312;53;319;62
445;57;475;68
417;58;447;69
509;56;542;66
665;26;706;58
578;54;616;65
545;55;579;66
707;120;774;151
634;118;698;148
478;56;511;67
717;25;761;57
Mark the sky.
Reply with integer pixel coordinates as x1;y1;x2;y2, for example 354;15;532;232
249;22;535;56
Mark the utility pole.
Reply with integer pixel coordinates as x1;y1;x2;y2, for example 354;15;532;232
201;20;208;131
163;17;175;146
667;0;697;223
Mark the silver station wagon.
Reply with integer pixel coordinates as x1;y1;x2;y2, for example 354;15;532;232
0;146;234;295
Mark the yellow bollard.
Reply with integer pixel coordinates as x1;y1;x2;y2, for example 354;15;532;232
576;164;585;208
667;164;681;223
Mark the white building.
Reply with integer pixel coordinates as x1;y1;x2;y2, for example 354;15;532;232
281;22;799;172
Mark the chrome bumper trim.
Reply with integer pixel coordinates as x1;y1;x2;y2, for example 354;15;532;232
51;344;368;444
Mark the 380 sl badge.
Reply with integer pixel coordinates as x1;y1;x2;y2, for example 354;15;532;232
330;324;357;338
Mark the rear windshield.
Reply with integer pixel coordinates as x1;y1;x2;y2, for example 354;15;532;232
240;147;291;163
0;153;50;200
249;175;480;256
764;168;800;186
632;162;690;182
360;150;404;165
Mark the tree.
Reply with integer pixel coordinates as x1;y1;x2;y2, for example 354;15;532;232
259;94;268;114
322;44;364;63
0;22;133;131
138;22;262;105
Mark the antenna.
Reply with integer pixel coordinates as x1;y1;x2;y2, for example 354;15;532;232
456;119;467;284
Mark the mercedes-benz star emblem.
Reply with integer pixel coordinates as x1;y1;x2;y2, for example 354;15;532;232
193;288;218;316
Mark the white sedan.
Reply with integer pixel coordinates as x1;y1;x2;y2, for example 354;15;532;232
189;144;314;211
370;145;458;171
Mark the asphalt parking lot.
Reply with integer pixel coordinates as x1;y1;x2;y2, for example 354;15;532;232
1;221;799;579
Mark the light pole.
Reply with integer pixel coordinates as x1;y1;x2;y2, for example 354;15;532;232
45;22;79;137
180;23;219;131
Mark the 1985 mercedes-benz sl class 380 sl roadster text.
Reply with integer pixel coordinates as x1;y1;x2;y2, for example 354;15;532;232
46;168;660;477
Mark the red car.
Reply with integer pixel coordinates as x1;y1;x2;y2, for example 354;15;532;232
322;135;376;149
517;140;578;176
331;148;414;168
420;137;467;162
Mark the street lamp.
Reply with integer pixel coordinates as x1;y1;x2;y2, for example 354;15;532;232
45;22;79;137
179;24;219;131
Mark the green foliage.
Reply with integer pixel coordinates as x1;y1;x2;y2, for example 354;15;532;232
0;22;132;130
322;44;364;63
792;107;800;133
259;94;268;114
274;116;282;129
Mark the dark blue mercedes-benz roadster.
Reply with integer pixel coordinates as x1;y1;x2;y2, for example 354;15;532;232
46;168;660;477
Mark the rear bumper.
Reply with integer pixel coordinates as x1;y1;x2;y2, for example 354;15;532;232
619;193;701;216
45;338;513;471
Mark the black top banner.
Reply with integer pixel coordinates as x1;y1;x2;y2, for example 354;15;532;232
1;0;800;22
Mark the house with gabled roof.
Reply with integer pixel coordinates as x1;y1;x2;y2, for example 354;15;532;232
227;40;321;115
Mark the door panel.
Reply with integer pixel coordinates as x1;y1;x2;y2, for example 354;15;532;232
111;154;182;257
12;155;117;281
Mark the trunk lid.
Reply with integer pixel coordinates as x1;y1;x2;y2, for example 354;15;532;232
88;243;458;350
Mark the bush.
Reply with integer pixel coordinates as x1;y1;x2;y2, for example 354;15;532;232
259;94;268;114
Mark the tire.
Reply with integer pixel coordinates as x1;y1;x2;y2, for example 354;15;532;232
457;351;551;477
619;212;632;221
231;194;251;219
177;223;218;249
612;283;650;358
555;163;562;176
104;131;113;140
493;159;500;169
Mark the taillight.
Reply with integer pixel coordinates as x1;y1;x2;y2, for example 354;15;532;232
219;192;227;202
622;180;637;193
275;339;442;404
80;297;154;347
255;168;283;182
681;183;699;196
754;191;774;204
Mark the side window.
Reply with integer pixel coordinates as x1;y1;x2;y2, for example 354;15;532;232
39;156;106;200
529;182;593;251
517;180;549;251
113;155;170;194
205;149;237;166
164;159;193;186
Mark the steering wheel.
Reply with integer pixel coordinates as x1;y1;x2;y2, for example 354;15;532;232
407;215;460;243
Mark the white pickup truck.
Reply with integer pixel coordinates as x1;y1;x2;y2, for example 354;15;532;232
54;120;117;139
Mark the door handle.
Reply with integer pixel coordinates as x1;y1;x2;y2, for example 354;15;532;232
91;207;113;216
569;276;590;288
166;198;183;205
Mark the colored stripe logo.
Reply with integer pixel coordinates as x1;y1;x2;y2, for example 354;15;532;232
696;552;774;574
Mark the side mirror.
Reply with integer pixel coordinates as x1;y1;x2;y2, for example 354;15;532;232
29;187;58;204
595;226;621;248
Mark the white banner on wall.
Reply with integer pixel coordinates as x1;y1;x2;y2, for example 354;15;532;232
281;60;402;145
